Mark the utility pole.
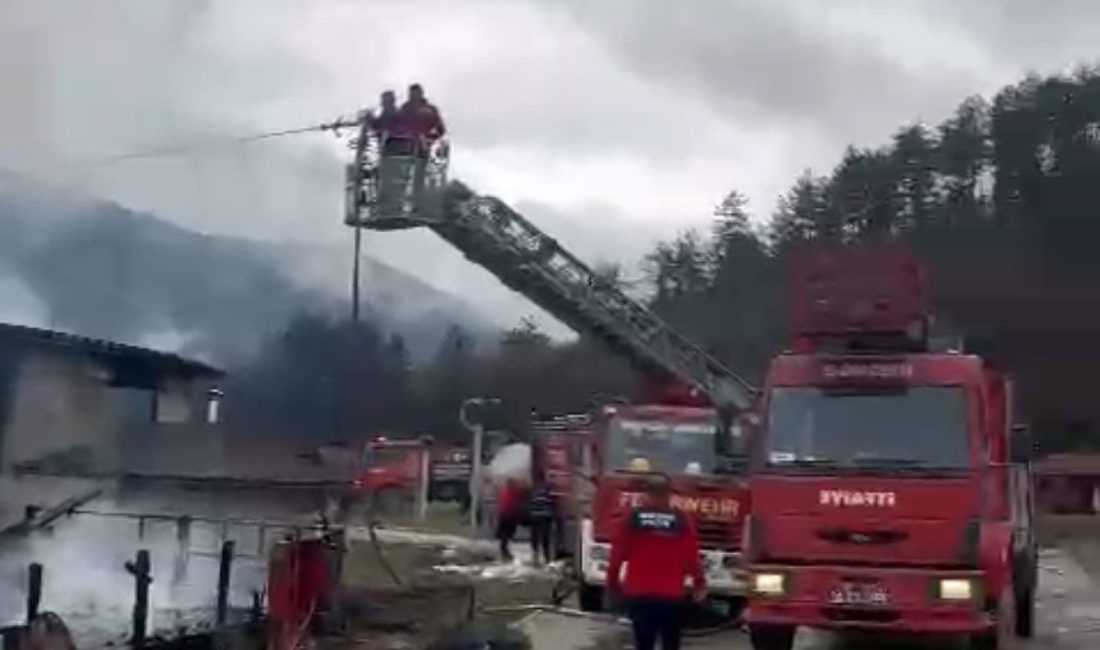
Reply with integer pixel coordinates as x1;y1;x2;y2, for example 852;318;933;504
347;106;374;326
351;226;362;323
460;397;501;532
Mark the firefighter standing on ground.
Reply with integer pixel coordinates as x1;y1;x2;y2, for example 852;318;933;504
607;473;706;650
495;477;527;562
524;472;559;565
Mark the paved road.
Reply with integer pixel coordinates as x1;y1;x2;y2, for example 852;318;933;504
678;547;1100;650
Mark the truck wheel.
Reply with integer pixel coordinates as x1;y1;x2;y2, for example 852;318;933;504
970;629;1001;650
1014;551;1037;639
748;624;795;650
972;592;1011;650
1014;581;1035;638
715;596;746;622
434;482;458;502
578;584;605;612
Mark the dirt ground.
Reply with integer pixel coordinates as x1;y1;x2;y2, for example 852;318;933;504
329;517;1100;650
667;547;1100;650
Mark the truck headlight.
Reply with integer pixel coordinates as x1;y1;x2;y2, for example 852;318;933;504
936;578;974;601
752;572;787;596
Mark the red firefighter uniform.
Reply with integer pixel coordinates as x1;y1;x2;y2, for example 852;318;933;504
607;507;706;599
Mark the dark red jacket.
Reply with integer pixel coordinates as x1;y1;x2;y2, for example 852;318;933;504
497;482;527;518
607;508;705;599
372;108;400;136
394;100;446;140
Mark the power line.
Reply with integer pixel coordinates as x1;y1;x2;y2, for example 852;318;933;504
83;116;362;168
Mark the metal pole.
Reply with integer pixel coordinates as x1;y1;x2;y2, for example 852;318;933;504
469;421;484;531
26;563;42;624
216;540;235;626
417;446;430;521
351;226;362;323
460;398;498;532
127;550;151;648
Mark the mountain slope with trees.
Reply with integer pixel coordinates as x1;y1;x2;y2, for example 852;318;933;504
642;67;1100;452
178;67;1100;451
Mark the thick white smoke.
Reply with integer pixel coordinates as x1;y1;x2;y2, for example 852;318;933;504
486;443;531;485
0;497;267;644
0;277;49;329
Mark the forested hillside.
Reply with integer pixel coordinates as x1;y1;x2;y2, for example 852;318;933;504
227;68;1100;452
645;68;1100;452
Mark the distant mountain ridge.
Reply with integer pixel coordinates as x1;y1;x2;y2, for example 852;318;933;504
0;177;494;364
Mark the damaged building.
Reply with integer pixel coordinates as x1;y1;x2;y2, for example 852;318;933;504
0;322;224;477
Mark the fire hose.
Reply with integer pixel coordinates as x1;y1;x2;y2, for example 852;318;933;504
366;517;405;588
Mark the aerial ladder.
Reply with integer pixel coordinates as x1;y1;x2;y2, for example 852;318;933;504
341;121;754;412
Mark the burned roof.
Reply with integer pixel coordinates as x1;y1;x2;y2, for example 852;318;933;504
0;322;223;388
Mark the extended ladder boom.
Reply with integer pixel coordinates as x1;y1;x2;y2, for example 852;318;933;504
438;183;753;410
343;130;753;410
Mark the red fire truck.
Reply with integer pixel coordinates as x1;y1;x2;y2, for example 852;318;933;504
557;401;750;613
344;131;755;616
742;244;1037;650
354;436;472;512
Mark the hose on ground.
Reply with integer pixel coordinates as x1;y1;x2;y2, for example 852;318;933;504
366;510;404;588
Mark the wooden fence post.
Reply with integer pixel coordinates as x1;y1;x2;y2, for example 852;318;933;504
25;563;42;624
216;540;235;626
126;550;151;648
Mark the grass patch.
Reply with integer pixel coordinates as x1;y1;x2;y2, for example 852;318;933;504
343;499;472;536
384;502;470;535
335;534;563;648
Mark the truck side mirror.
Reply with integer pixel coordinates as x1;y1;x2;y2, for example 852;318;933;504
1010;424;1033;464
714;406;734;458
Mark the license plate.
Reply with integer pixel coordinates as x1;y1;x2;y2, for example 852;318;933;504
828;583;889;606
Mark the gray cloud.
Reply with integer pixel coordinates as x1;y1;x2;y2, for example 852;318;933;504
3;0;1100;340
555;0;984;148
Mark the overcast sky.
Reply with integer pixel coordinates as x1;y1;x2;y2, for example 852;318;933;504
2;0;1098;331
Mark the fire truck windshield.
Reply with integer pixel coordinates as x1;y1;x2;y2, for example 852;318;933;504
764;386;970;471
606;418;718;475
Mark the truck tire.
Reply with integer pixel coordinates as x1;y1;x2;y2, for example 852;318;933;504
578;584;605;612
970;629;1001;650
748;624;795;650
1014;581;1035;638
972;591;1011;650
1014;550;1037;638
717;596;747;622
434;482;458;502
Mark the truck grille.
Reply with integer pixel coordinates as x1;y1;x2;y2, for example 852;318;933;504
696;519;740;550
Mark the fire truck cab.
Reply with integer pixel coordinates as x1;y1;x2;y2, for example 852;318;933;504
743;245;1037;650
572;402;750;613
354;436;471;513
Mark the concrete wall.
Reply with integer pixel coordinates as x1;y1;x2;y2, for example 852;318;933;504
117;378;223;475
0;348;220;475
1;353;120;468
153;377;212;425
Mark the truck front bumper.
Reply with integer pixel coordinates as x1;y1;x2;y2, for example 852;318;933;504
579;518;747;597
745;564;992;634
